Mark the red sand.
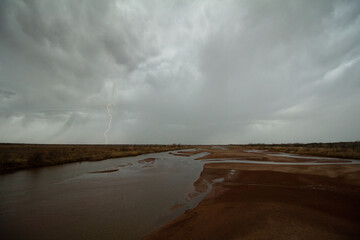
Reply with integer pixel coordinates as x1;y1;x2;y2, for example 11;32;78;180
143;148;360;240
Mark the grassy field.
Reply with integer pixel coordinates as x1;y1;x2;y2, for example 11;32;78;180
240;142;360;160
0;144;191;173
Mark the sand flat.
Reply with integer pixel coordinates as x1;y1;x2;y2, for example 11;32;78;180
143;148;360;240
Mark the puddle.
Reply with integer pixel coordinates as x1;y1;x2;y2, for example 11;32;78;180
243;149;266;153
205;159;360;165
268;153;337;160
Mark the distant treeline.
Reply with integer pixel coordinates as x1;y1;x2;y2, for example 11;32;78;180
0;144;192;173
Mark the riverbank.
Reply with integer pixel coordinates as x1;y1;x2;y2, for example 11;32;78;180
0;144;191;173
143;147;360;240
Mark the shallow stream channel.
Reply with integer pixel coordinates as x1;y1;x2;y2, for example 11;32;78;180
0;149;217;240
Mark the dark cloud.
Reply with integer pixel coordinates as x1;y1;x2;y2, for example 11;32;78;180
0;89;15;99
0;0;359;144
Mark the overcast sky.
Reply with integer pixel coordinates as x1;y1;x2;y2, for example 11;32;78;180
0;0;359;144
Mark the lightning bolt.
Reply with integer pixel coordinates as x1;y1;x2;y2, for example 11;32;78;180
104;103;113;144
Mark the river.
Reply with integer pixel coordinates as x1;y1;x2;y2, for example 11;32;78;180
0;149;209;240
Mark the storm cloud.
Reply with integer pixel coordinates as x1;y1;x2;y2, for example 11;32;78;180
0;0;359;144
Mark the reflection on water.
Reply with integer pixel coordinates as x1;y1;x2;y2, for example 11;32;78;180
0;150;210;240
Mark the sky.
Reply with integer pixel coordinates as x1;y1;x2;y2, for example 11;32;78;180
0;0;360;144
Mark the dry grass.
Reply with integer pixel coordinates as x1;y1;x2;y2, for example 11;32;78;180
0;144;192;173
239;142;360;160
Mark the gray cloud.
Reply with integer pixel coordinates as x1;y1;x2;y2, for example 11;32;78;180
0;89;15;99
0;0;359;144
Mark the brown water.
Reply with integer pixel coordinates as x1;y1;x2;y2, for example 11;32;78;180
0;149;209;240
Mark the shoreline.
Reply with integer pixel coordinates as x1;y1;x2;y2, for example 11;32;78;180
0;144;192;174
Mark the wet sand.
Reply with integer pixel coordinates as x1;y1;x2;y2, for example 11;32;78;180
144;147;360;240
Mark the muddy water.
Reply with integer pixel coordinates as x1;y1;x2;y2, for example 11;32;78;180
0;149;209;240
